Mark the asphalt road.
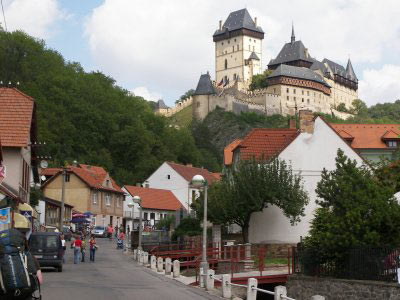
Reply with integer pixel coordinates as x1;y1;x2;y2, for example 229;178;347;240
41;237;220;300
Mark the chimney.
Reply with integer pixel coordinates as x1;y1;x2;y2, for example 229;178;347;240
136;183;141;187
288;118;296;129
254;17;257;27
186;163;193;167
219;20;222;30
299;110;315;134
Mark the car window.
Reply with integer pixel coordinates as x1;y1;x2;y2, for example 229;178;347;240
30;235;59;249
94;226;104;230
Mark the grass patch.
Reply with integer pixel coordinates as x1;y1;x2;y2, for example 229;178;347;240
169;104;192;128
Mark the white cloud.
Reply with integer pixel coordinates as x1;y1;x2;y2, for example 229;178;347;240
83;0;400;105
3;0;67;39
359;65;400;106
132;86;162;102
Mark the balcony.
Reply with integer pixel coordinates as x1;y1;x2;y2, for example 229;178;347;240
123;211;141;219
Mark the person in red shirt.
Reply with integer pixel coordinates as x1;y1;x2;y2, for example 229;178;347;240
73;235;82;264
107;224;113;240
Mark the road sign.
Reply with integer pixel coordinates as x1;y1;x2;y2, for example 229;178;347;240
0;165;5;184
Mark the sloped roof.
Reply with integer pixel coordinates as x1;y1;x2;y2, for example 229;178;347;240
330;124;400;149
124;185;182;211
268;64;330;87
41;164;123;193
310;59;329;74
0;88;35;147
224;139;242;165
381;130;400;140
268;40;313;67
166;162;220;184
194;73;216;95
157;99;169;109
248;52;260;60
337;130;354;140
346;59;358;81
237;128;300;160
213;8;263;37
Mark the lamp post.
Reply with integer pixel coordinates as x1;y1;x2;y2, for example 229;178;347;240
191;175;208;274
133;195;142;250
127;199;135;249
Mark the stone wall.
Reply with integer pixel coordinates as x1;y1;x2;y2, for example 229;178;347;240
286;275;400;300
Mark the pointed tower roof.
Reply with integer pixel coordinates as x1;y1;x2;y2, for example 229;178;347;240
346;59;358;81
291;23;295;43
248;52;260;60
194;72;216;95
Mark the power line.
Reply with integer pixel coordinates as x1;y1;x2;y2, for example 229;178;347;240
1;0;7;31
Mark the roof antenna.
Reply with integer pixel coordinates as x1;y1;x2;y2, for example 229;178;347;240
1;0;7;31
291;21;295;43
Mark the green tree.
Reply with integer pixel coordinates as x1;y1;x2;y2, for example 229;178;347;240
172;216;202;240
249;70;273;91
175;89;195;104
304;150;400;262
336;103;348;113
192;158;309;242
350;99;368;116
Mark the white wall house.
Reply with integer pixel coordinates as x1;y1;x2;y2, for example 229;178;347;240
145;162;219;212
232;114;365;244
123;185;183;233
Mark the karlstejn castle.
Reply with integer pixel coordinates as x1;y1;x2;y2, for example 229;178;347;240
192;9;358;120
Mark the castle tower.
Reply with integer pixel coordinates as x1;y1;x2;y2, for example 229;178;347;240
213;9;264;86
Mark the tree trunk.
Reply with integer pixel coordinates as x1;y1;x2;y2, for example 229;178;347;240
242;224;249;243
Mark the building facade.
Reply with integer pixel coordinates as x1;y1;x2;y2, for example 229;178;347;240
41;164;124;228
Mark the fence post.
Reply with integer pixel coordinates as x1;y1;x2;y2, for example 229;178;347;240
173;260;180;278
157;257;164;272
150;255;157;270
143;252;149;265
246;278;257;300
165;258;172;275
140;252;144;265
222;274;231;299
206;269;215;290
311;296;325;300
274;285;287;300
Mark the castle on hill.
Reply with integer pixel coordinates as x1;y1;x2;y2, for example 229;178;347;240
192;8;358;120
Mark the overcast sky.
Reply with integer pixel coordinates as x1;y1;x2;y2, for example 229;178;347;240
2;0;400;106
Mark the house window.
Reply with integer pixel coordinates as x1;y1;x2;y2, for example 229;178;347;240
388;141;398;148
65;173;70;182
225;59;228;69
150;213;155;220
105;193;111;206
144;212;148;220
167;175;171;179
92;192;97;204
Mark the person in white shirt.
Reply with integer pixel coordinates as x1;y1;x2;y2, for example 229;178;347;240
60;234;66;264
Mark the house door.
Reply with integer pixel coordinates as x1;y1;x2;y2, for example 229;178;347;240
110;216;113;226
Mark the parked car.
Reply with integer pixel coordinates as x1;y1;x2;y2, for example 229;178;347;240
92;226;107;238
29;232;63;272
62;226;72;241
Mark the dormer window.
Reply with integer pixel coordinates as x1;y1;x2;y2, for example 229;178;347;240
388;141;398;148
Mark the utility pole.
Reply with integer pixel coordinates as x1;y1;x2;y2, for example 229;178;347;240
59;167;66;231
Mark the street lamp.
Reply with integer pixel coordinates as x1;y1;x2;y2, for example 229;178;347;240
133;195;142;250
191;174;208;276
127;200;135;249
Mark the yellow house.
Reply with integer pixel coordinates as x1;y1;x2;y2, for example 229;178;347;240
41;164;124;228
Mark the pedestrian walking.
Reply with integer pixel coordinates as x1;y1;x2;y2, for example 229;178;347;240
73;235;82;264
81;237;86;262
89;236;97;262
107;224;113;240
114;225;118;238
60;233;66;263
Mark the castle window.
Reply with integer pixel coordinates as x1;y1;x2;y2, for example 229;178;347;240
302;98;304;102
234;38;236;42
302;90;304;95
307;99;310;104
293;89;296;94
232;46;234;52
225;59;228;69
286;88;289;93
222;42;224;45
237;45;239;51
307;91;310;96
197;102;200;108
228;40;230;44
294;97;296;101
287;96;289;100
273;88;276;93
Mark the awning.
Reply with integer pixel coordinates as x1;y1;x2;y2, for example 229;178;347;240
18;202;33;212
14;213;29;229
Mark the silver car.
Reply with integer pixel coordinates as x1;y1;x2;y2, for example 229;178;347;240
92;226;107;238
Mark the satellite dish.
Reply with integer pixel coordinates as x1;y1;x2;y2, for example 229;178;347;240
40;160;48;169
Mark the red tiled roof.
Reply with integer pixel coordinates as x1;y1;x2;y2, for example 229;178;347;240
382;130;400;140
331;124;400;149
124;185;183;211
0;88;34;147
166;162;219;184
238;128;300;160
41;164;123;193
224;139;242;165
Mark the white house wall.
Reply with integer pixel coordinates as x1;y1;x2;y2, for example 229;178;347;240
249;118;364;244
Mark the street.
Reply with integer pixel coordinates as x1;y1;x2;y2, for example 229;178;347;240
41;238;219;300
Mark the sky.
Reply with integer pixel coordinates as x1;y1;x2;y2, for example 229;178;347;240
2;0;400;106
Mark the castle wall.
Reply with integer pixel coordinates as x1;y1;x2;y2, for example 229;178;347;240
156;97;193;117
327;78;358;110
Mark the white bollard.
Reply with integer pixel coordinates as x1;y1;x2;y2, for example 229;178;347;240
139;252;144;265
133;249;137;260
199;267;205;288
136;250;141;261
311;296;325;300
246;278;258;300
165;258;172;275
143;252;149;265
274;285;287;300
222;274;231;299
157;257;164;272
206;269;215;291
173;260;180;278
151;256;157;270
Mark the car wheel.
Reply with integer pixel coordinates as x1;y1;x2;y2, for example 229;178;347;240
57;265;63;272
